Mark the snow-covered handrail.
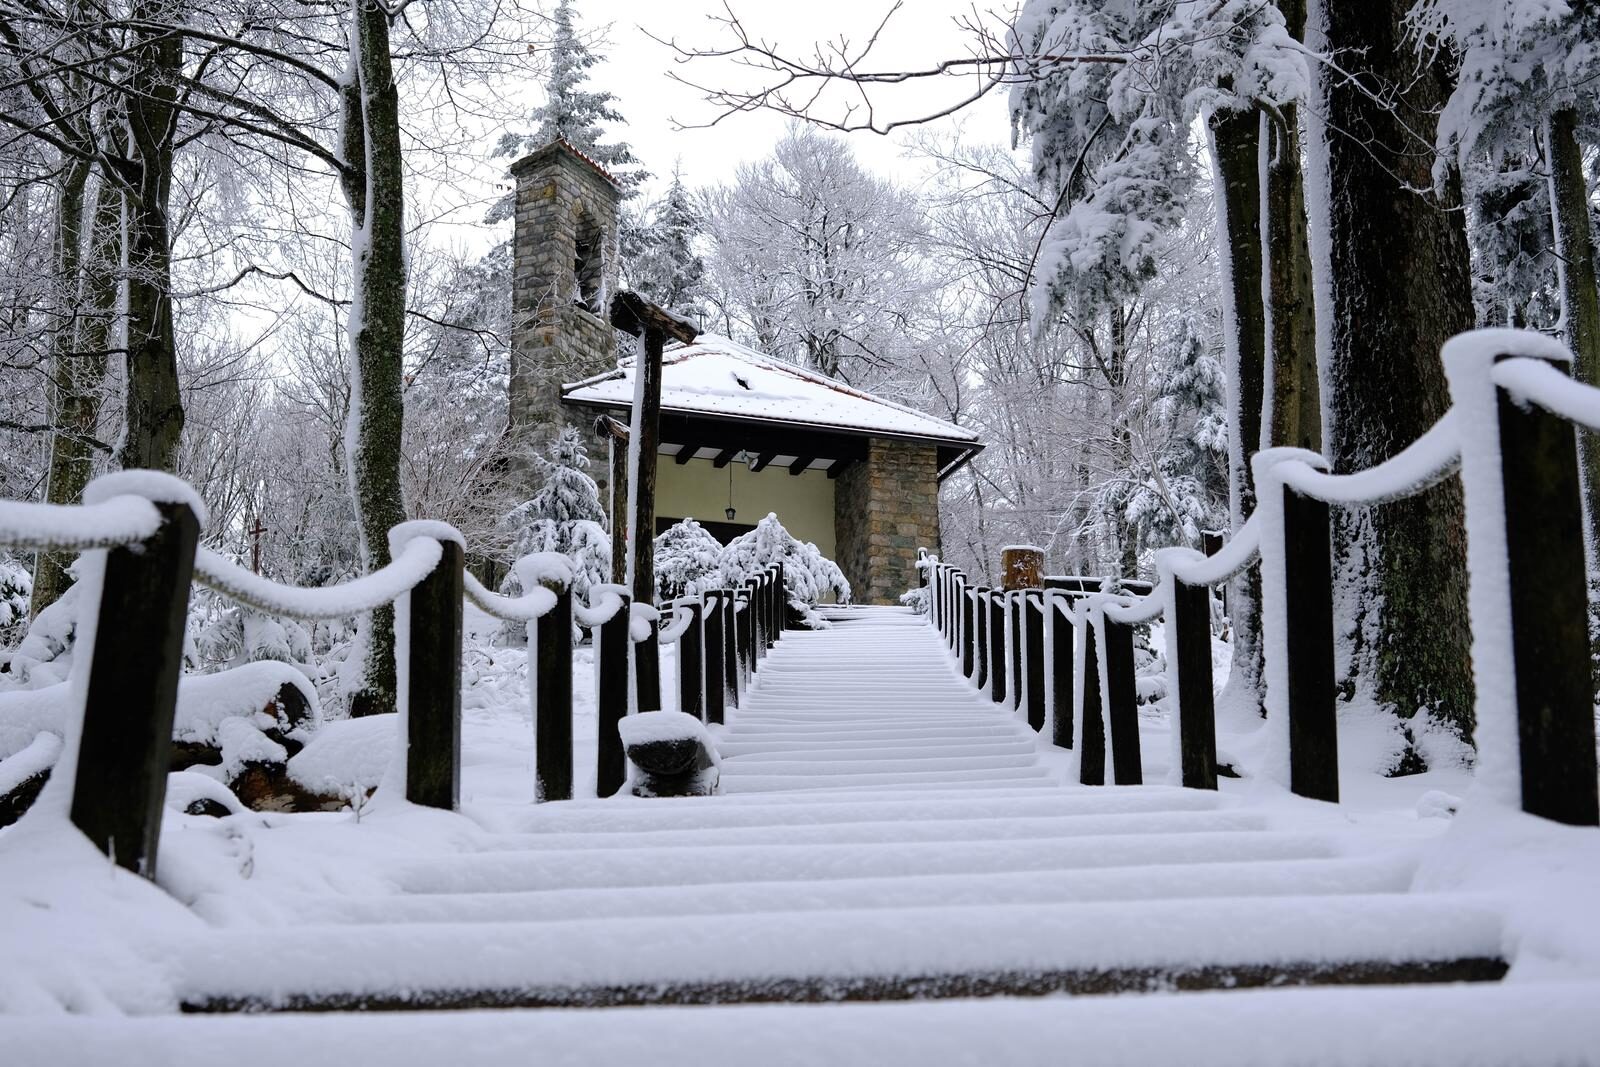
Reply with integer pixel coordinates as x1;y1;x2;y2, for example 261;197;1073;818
1275;411;1463;506
574;584;627;628
1493;358;1600;431
629;602;659;642
657;600;696;644
0;495;164;551
193;539;442;619
464;573;558;622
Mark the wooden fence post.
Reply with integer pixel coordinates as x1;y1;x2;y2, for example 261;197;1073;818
1172;578;1218;790
704;592;726;725
721;589;741;708
972;589;989;689
774;563;787;635
988;592;1007;704
71;500;198;878
1101;614;1142;785
1282;482;1337;803
1496;361;1600;825
1024;591;1046;733
1047;592;1074;749
406;538;464;810
534;586;574;802
597;591;631;797
736;589;753;689
1079;609;1106;785
634;614;662;714
678;598;704;721
1007;593;1024;711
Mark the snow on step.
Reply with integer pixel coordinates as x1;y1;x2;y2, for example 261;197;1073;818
245;852;1418;927
172;894;1505;1011
393;831;1337;894
720;606;1052;794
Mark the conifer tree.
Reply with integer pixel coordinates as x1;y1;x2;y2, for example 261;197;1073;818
629;163;708;317
502;426;611;604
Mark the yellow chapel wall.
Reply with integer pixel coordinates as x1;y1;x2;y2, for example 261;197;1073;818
656;456;837;559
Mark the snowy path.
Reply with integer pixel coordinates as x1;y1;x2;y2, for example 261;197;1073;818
718;608;1053;793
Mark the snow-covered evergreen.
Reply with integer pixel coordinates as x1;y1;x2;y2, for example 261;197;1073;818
700;513;850;622
653;517;723;601
501;427;611;604
627;164;709;319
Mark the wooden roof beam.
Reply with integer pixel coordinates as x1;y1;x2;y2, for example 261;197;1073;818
827;458;855;479
674;443;702;465
712;448;740;468
788;456;814;475
749;452;776;473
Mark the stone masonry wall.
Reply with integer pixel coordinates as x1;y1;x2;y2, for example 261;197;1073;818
834;440;942;606
508;142;621;490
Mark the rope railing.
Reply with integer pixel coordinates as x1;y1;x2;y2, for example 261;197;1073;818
3;457;808;878
919;327;1599;828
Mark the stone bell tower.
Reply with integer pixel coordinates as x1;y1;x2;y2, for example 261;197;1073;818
507;139;622;471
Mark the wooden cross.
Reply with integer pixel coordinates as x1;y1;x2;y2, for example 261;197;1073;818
249;516;267;574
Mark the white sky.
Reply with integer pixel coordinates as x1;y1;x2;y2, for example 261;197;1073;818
508;0;1018;196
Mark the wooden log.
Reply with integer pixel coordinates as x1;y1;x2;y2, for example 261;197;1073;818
988;592;1007;704
1497;366;1599;825
1079;612;1106;785
1001;546;1044;591
597;592;631;797
703;592;726;725
534;588;574;802
1283;483;1337;803
1173;578;1218;790
71;500;198;878
1025;591;1046;733
1049;595;1074;749
406;538;463;810
1101;615;1142;785
677;599;704;721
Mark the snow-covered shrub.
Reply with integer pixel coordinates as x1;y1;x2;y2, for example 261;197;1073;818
654;518;723;600
899;587;929;615
6;582;80;689
0;553;30;648
500;427;611;605
190;592;314;672
698;513;850;625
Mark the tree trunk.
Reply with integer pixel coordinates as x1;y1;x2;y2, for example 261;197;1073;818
32;165;118;614
1108;307;1140;579
1209;105;1267;714
1310;0;1476;747
342;0;408;716
119;7;183;472
1547;107;1600;549
1266;0;1321;455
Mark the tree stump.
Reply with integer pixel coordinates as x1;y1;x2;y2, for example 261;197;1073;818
1001;546;1044;591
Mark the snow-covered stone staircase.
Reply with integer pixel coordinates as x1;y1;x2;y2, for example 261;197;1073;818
175;608;1508;1014
717;608;1053;794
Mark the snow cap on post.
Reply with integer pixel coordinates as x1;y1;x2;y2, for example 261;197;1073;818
515;551;576;594
83;470;208;529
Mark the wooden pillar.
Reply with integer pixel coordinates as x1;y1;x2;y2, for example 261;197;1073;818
988;592;1007;704
1497;364;1599;825
634;618;661;713
1048;594;1074;749
703;592;726;725
973;589;989;689
406;538;463;810
1283;483;1337;803
534;587;574;802
71;500;198;879
596;592;631;797
1079;612;1106;785
1173;578;1218;790
960;582;976;678
1024;591;1046;733
677;599;704;721
1102;615;1142;785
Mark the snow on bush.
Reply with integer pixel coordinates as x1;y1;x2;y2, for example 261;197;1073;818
5;581;81;689
654;517;723;600
899;587;929;615
0;553;30;648
500;427;611;606
698;513;850;624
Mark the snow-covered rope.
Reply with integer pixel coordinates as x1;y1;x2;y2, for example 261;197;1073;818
464;573;558;623
629;602;659;642
1276;410;1462;506
657;600;696;645
1493;357;1600;432
574;584;627;628
0;495;162;551
193;538;441;619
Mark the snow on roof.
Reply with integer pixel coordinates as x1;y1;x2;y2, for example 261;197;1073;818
562;335;980;447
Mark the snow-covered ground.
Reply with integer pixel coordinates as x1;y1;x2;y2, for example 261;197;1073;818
2;607;1598;1065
